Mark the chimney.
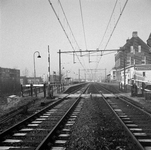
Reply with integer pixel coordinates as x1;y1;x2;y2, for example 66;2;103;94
132;31;138;37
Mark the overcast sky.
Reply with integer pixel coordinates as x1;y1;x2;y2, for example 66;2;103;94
0;0;151;80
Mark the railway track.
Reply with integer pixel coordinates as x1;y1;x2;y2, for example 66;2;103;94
94;83;151;150
2;82;151;149
0;84;89;150
0;98;40;127
0;83;88;131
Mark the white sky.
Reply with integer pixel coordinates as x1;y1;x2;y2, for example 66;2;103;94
0;0;151;80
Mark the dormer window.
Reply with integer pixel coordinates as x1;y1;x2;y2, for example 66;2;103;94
138;45;141;53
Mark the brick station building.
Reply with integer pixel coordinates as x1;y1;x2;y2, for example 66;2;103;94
110;31;151;90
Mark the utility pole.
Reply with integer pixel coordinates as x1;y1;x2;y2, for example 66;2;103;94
57;49;125;83
105;68;106;81
48;45;50;83
123;47;126;92
59;49;61;83
78;69;80;82
58;49;122;64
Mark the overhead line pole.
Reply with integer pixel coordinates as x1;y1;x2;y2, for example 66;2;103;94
59;49;62;83
48;45;50;83
48;0;86;70
58;49;123;83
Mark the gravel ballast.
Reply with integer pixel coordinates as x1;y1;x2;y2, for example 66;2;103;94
66;96;135;150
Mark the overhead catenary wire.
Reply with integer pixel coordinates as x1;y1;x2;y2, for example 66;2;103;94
48;0;75;51
48;0;86;70
58;0;81;50
95;0;118;77
58;0;87;69
79;0;92;72
104;0;128;51
79;0;88;50
95;0;129;70
97;0;118;50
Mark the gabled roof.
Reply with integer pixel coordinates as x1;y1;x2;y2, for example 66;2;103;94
147;33;151;47
123;32;150;53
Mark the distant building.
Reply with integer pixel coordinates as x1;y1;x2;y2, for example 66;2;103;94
110;69;117;82
106;74;111;82
112;31;151;83
0;67;20;96
115;31;151;69
20;76;28;85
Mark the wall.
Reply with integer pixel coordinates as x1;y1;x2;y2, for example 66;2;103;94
0;68;20;96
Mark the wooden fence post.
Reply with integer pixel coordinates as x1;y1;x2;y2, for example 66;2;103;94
21;84;24;97
30;84;33;96
44;83;46;98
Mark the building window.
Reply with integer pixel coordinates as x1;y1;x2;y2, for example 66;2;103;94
134;59;135;65
130;46;135;54
142;56;146;64
130;46;133;53
138;45;141;53
127;56;131;66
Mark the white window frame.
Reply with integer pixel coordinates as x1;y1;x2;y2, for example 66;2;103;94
130;46;133;53
138;45;141;53
127;56;131;66
133;48;135;54
142;56;146;64
134;59;135;65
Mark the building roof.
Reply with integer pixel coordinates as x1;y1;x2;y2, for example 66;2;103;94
123;31;150;53
147;33;151;47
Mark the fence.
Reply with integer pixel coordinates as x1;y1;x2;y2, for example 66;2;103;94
21;83;65;98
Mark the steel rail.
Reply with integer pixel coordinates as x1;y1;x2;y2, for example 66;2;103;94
93;84;144;150
98;83;151;118
0;98;65;140
0;83;89;149
36;84;89;149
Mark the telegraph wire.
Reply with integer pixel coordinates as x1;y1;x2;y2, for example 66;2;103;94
95;0;128;70
79;0;88;50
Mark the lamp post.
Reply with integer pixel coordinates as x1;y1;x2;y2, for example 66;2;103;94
33;51;41;83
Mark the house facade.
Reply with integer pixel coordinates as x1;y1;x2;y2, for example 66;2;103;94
111;31;151;86
115;31;151;70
